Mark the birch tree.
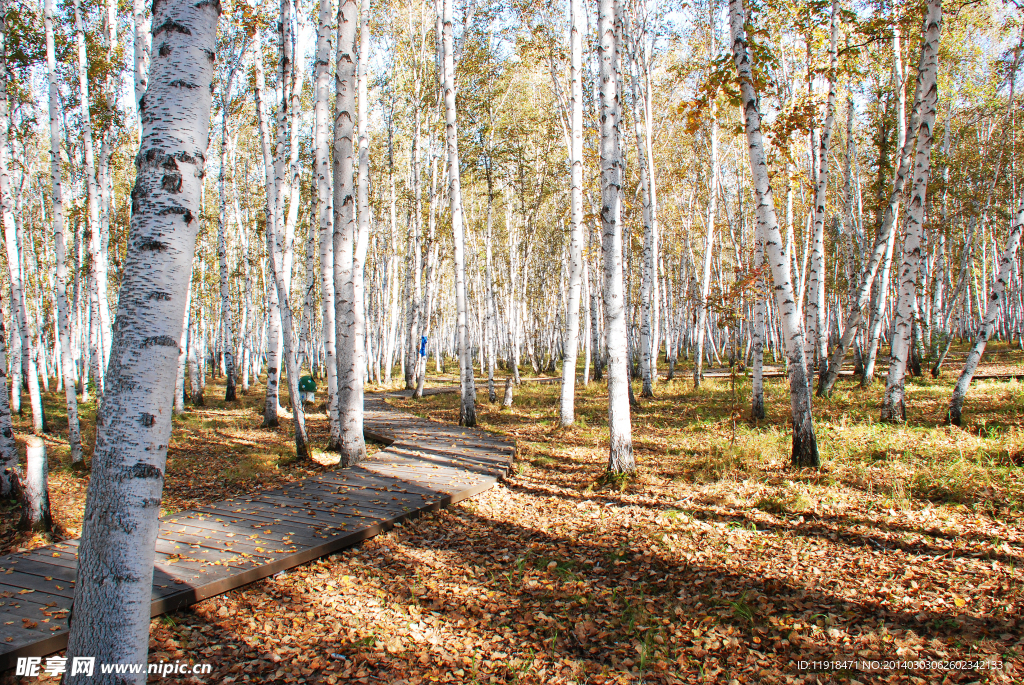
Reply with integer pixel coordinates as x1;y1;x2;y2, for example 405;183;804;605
46;0;82;463
559;0;585;427
441;0;477;427
881;0;942;423
599;0;634;474
334;0;367;463
65;0;220;677
729;0;819;467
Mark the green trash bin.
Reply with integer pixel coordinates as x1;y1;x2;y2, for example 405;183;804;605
299;375;317;403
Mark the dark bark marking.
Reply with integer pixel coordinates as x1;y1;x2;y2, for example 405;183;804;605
138;237;168;251
140;413;155;427
148;291;172;300
158;43;171;57
162;173;182;193
194;0;222;13
169;79;199;90
142;335;179;349
124;462;163;480
154;19;192;37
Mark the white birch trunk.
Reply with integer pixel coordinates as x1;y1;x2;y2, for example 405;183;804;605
599;0;633;474
65;0;219;676
881;0;942;423
806;0;839;379
333;0;366;463
45;0;82;463
559;0;584;427
315;0;339;439
729;0;819;467
694;103;717;388
441;0;477;426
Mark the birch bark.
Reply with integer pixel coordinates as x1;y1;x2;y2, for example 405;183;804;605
599;0;633;474
881;0;942;423
333;0;367;463
65;0;219;676
314;0;339;440
441;0;477;426
45;0;82;462
729;0;819;467
559;0;585;427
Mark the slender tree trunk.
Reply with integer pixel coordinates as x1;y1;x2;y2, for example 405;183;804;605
949;202;1023;424
599;0;633;474
253;34;282;426
65;0;218;676
559;0;585;427
807;0;839;381
218;89;237;402
729;0;818;467
881;0;942;423
315;0;339;440
694;104;717;389
45;0;82;461
441;0;477;426
0;26;43;435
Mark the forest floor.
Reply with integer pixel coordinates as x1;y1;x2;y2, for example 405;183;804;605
1;343;1023;684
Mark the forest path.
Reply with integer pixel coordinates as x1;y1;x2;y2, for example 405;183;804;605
0;391;514;670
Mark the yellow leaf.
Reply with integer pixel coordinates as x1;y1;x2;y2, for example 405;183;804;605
953;597;966;607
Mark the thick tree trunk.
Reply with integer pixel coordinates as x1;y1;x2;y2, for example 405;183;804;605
64;0;219;677
729;0;818;467
599;0;633;474
559;0;584;427
881;0;942;423
441;0;477;427
333;0;366;464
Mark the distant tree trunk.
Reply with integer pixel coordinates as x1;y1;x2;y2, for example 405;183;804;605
64;0;219;676
806;0;839;380
333;0;366;464
74;0;108;400
559;0;584;427
881;0;942;423
729;0;818;467
694;104;717;389
751;201;766;421
253;34;282;427
132;0;150;119
45;0;82;462
441;0;477;426
599;0;633;474
949;203;1023;424
0;17;43;435
623;10;657;398
217;87;237;402
0;293;17;496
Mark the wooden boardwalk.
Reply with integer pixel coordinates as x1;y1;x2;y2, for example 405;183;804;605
0;392;514;670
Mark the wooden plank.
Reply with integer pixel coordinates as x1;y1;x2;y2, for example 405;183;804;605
0;391;514;672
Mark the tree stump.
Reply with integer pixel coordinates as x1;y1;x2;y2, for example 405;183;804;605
502;377;514;408
20;436;52;534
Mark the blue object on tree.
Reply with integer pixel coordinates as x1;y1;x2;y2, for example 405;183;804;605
420;336;428;357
